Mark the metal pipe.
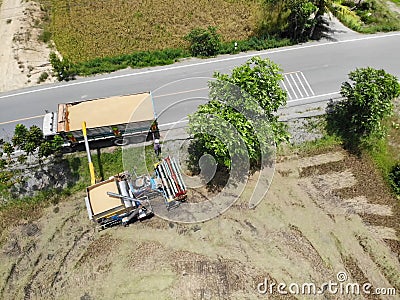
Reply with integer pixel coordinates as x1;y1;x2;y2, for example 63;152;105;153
162;160;178;196
166;156;182;193
155;167;170;200
156;165;172;199
169;157;185;192
107;191;141;203
160;163;174;198
118;181;132;208
172;157;186;190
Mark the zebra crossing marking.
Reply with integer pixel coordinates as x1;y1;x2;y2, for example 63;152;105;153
281;71;315;100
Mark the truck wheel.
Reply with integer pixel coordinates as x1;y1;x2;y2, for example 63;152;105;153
62;146;74;153
114;138;129;146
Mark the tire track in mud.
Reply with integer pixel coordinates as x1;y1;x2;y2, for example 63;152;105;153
290;151;400;292
1;242;36;298
1;200;94;300
341;255;380;300
28;224;92;299
50;229;91;288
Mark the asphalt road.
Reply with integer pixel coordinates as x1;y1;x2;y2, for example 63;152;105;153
0;32;399;140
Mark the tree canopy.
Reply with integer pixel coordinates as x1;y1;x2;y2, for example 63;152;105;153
6;124;64;165
260;0;324;42
326;67;400;149
184;26;221;57
12;124;44;156
188;56;289;170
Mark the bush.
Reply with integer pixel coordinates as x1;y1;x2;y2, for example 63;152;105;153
37;71;49;83
389;163;400;196
74;48;189;76
326;67;400;151
219;36;292;54
184;26;221;57
331;0;400;33
39;30;51;43
49;52;76;81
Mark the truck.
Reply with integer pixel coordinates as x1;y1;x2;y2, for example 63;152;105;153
43;92;158;150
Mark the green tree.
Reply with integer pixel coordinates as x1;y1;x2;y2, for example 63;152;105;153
12;124;44;155
2;142;14;162
24;141;37;157
38;141;53;158
12;124;28;149
210;56;289;144
188;57;289;169
326;67;400;149
51;135;64;154
27;125;44;146
27;125;44;147
50;52;76;81
184;26;221;57
260;0;328;41
286;0;318;41
11;124;45;158
39;135;64;159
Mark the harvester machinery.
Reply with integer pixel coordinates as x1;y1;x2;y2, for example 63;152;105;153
85;156;187;229
154;156;187;210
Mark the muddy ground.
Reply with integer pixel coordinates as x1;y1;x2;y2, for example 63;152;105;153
0;148;399;299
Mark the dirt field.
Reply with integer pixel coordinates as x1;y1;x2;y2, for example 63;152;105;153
0;0;55;92
1;148;399;299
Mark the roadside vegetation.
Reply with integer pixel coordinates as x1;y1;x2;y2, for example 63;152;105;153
39;0;400;80
188;56;289;171
37;0;400;80
49;0;261;62
331;0;400;33
326;67;400;195
284;67;400;198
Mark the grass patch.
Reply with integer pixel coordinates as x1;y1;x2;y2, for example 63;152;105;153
36;1;52;43
64;145;158;190
0;144;158;241
279;134;342;157
74;48;190;76
366;113;400;194
0;189;68;246
38;30;52;43
219;36;292;54
53;36;292;78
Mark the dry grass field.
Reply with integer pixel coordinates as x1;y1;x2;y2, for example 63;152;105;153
50;0;262;62
1;148;399;299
